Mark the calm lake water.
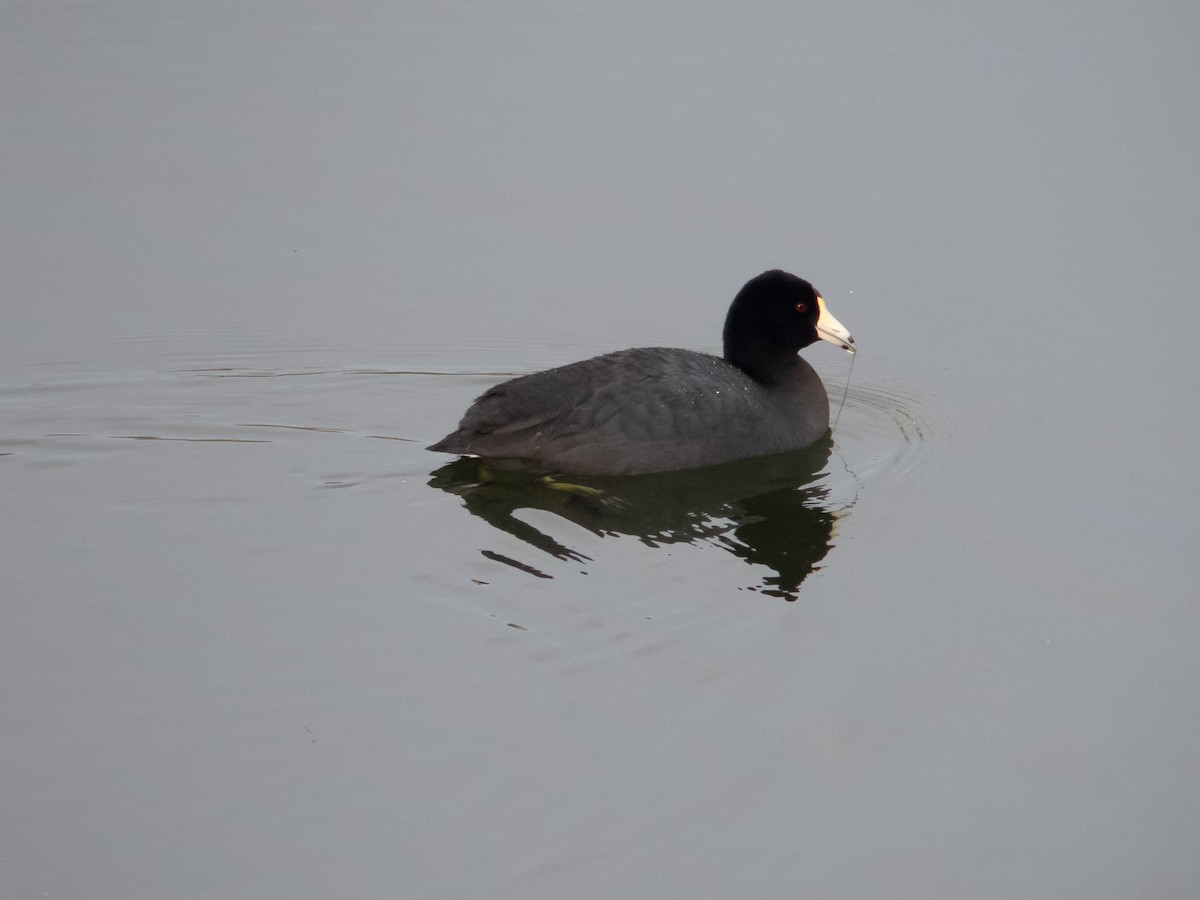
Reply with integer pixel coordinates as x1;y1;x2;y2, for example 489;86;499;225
4;2;1199;898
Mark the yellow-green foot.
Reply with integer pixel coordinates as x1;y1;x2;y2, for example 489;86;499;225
538;476;629;510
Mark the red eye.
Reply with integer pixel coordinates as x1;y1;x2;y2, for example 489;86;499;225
795;303;807;313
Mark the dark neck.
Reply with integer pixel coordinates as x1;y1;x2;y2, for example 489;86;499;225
723;332;798;385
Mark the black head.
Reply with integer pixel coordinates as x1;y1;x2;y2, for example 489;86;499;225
722;270;854;383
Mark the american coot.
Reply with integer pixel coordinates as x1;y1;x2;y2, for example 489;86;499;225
428;269;855;475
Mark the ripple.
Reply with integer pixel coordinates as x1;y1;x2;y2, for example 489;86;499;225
821;363;1006;528
823;370;953;495
837;383;930;446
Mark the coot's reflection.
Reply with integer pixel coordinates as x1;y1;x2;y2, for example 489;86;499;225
428;437;845;600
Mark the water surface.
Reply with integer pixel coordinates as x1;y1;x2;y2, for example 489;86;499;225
3;2;1199;898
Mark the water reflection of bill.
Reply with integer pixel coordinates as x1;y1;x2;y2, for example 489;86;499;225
428;436;848;600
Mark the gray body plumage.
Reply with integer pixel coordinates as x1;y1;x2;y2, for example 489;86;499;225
428;347;830;475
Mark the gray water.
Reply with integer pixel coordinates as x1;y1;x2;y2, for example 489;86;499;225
4;2;1199;898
